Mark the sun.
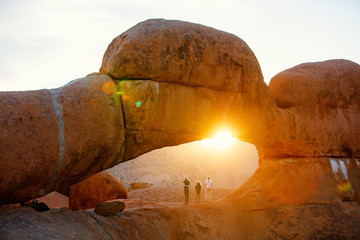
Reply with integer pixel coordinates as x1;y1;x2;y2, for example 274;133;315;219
200;130;235;149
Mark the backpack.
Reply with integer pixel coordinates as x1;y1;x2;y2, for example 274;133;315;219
183;179;190;185
31;200;50;212
195;182;202;192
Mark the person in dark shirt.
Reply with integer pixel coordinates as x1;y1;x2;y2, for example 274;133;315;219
195;180;202;204
183;176;190;204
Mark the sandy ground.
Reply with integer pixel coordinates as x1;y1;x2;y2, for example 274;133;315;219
128;187;233;204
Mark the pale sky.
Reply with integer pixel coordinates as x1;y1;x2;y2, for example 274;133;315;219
0;0;359;91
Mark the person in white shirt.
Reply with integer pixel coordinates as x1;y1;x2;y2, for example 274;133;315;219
204;176;213;202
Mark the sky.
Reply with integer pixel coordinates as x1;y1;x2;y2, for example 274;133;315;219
0;0;359;91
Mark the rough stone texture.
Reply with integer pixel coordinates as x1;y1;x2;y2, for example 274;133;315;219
69;170;127;211
1;198;360;239
268;59;360;158
0;73;124;205
128;182;150;192
222;158;344;210
94;201;125;216
3;157;359;239
100;18;281;160
0;90;59;206
100;19;262;93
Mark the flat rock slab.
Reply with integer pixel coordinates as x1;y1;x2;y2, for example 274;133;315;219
94;201;125;216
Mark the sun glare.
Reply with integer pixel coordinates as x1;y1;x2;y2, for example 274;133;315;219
201;130;235;150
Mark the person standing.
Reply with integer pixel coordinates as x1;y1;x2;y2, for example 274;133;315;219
204;176;213;202
195;180;202;204
183;176;190;204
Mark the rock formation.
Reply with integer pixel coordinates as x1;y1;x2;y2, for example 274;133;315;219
0;74;124;205
267;59;360;158
100;18;282;161
69;170;127;211
1;19;360;239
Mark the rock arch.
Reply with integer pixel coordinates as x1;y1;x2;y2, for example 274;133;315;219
0;19;360;219
0;19;281;205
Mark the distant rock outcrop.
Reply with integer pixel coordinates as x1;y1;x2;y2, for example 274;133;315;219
69;170;127;211
127;182;150;192
108;139;258;190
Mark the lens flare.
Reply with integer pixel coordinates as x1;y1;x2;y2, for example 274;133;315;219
337;182;352;193
135;101;142;108
102;81;117;95
121;94;129;101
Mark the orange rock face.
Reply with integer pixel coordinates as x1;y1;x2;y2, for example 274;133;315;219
100;19;280;160
100;19;263;93
0;74;125;205
69;170;127;211
0;90;59;205
267;59;360;158
0;19;360;239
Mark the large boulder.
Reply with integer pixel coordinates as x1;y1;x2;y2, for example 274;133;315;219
268;59;360;158
0;73;124;205
100;19;262;93
69;170;127;211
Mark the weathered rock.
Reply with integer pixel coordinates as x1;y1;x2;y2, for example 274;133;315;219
1;18;360;239
223;158;343;209
100;19;280;160
94;201;125;216
0;90;59;205
1;198;360;239
128;182;150;192
69;170;127;211
100;19;263;93
267;59;360;158
0;73;124;205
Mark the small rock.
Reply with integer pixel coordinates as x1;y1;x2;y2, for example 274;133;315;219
128;182;150;192
94;201;125;216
